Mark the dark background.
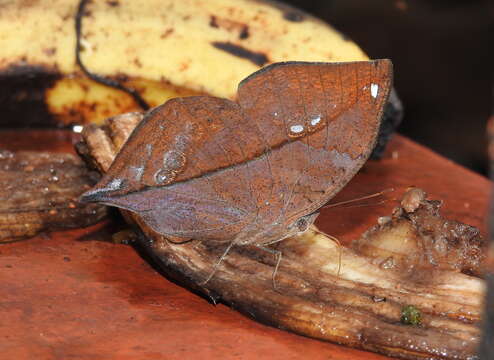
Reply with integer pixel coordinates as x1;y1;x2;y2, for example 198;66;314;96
282;0;492;175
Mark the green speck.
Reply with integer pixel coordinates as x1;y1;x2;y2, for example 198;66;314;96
401;305;421;326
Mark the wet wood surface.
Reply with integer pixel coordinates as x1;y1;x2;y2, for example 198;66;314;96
0;132;490;360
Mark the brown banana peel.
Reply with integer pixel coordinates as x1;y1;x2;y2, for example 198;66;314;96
0;150;107;242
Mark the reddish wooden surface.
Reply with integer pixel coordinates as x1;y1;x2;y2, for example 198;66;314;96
0;134;490;360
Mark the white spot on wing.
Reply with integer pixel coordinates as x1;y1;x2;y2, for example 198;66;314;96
107;178;123;190
72;125;83;133
130;166;144;181
329;149;355;170
290;125;304;133
146;144;153;157
371;83;379;98
82;178;123;199
310;115;321;126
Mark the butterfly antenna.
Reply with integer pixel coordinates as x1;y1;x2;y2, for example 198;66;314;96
311;227;342;277
272;251;282;290
323;188;395;209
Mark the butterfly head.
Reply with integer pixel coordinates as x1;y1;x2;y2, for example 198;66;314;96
287;212;319;236
240;212;319;246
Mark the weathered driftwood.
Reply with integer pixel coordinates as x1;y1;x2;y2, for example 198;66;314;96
0;150;106;242
79;113;485;360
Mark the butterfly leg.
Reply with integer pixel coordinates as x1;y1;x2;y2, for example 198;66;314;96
256;244;282;291
200;236;240;286
311;227;343;277
165;235;194;244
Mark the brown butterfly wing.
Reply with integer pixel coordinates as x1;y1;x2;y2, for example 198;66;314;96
87;96;266;193
80;96;268;241
237;60;392;226
81;60;392;242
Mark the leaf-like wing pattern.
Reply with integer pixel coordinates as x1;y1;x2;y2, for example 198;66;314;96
81;60;392;243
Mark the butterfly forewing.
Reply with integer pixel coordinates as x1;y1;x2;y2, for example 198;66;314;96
238;60;392;225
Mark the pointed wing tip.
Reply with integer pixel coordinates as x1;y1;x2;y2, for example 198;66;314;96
79;188;108;204
373;58;393;73
79;180;124;204
374;58;392;64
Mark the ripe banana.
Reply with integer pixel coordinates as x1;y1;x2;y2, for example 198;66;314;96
0;0;371;127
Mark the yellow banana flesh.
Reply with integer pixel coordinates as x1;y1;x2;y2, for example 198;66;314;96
0;0;368;125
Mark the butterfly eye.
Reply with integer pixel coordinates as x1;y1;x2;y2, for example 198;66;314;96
296;218;309;232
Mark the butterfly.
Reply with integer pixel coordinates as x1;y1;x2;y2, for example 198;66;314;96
81;60;392;265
